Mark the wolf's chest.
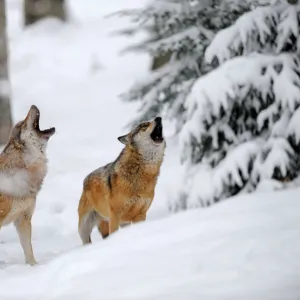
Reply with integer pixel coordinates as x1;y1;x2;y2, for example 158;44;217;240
121;196;153;219
2;197;36;226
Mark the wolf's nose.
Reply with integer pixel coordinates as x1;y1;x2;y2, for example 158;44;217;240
155;117;162;124
30;105;39;111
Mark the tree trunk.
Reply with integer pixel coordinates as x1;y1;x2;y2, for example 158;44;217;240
24;0;66;26
0;0;12;145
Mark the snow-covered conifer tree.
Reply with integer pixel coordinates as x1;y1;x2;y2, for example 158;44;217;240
176;0;300;210
114;0;251;128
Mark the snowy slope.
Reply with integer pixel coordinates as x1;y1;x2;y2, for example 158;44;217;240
1;188;300;300
0;0;299;299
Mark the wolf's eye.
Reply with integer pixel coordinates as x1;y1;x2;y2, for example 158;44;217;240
140;124;149;131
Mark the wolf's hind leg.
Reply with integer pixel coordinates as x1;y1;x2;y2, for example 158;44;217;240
132;213;146;224
98;220;109;239
78;211;98;244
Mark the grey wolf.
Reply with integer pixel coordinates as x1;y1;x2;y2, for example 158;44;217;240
78;117;166;244
0;105;55;265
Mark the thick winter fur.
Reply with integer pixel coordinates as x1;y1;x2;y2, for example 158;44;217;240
78;117;166;244
0;105;55;265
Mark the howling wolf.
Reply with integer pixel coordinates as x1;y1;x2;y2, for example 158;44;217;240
78;117;165;244
0;105;55;265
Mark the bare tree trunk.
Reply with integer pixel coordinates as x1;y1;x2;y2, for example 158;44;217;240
0;0;12;145
24;0;66;26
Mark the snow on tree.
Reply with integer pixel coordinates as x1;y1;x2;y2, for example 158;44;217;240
113;0;252;128
174;0;300;210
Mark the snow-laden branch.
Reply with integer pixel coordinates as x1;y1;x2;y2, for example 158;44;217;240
205;2;300;64
178;52;300;204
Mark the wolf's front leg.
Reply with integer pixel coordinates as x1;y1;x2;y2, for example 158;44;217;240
132;212;146;224
14;213;37;266
98;220;109;239
109;208;120;235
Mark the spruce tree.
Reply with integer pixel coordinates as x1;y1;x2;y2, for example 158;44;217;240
114;0;252;129
177;0;300;210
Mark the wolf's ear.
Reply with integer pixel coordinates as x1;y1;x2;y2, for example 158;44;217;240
118;134;129;145
10;123;24;149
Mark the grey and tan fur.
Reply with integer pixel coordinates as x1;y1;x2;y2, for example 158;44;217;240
0;105;55;265
78;117;166;243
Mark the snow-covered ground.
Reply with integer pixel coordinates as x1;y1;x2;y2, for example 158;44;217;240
1;187;300;300
0;0;299;299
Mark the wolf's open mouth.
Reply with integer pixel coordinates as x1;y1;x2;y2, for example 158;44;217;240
32;106;55;139
150;123;164;143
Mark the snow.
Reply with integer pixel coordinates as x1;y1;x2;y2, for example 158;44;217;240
271;110;290;137
252;137;294;181
287;107;300;143
2;186;300;300
214;141;259;188
0;0;300;299
205;1;300;65
181;53;300;160
146;27;201;54
276;4;299;52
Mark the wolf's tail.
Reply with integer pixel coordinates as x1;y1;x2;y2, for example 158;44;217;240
78;191;99;244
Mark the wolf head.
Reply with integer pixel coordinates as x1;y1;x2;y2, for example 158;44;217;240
8;105;55;153
118;117;166;161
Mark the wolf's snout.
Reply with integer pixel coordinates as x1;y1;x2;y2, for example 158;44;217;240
29;105;40;118
25;105;55;139
30;105;39;112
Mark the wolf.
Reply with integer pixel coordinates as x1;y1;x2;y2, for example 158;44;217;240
78;117;166;244
0;105;55;265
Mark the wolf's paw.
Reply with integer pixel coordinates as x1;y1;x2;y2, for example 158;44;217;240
26;259;38;266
